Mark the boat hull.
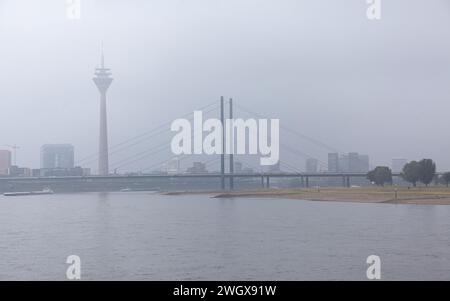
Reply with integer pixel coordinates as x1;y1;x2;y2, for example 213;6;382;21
3;191;54;197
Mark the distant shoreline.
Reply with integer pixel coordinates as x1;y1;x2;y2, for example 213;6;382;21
163;187;450;205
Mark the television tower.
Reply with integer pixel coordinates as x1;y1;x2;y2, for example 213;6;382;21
93;46;113;176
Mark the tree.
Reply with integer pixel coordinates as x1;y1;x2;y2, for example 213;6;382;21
367;166;392;186
418;159;436;186
441;172;450;187
402;161;420;187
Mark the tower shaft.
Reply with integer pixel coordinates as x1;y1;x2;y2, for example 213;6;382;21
98;91;109;176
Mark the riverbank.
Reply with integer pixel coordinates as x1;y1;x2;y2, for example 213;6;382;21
165;187;450;205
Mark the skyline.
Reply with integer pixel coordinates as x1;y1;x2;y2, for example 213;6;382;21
0;0;450;171
3;1;450;284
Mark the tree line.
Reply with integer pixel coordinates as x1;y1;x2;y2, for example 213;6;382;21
366;159;450;187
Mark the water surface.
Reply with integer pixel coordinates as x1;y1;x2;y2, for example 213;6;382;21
1;192;450;280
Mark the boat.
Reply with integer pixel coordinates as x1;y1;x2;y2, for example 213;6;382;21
119;188;159;193
3;188;54;197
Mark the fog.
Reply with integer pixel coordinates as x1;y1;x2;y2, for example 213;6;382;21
1;0;450;172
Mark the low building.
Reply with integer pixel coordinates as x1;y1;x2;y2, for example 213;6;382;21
8;166;32;177
82;168;91;176
186;162;207;174
39;166;89;177
165;157;181;175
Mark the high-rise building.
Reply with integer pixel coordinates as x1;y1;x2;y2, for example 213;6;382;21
392;158;407;173
359;155;370;172
93;47;113;176
330;152;370;173
40;144;74;169
342;152;370;172
338;154;350;172
348;152;360;172
328;153;339;172
0;150;12;175
306;158;318;173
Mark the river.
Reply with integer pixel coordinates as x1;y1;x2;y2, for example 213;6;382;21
1;192;450;280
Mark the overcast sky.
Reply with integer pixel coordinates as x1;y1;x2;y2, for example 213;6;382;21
1;0;450;172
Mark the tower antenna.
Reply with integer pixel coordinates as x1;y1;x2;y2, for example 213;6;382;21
101;41;104;69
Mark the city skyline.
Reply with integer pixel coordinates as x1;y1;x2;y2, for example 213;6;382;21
0;0;450;172
0;140;428;176
2;0;450;284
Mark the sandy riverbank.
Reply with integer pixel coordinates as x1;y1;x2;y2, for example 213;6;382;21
164;187;450;205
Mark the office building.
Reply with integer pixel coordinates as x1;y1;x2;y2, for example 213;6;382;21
358;155;370;172
348;152;360;172
330;152;370;173
0;150;12;175
328;153;339;172
339;152;370;173
40;166;86;177
40;144;74;169
8;166;32;177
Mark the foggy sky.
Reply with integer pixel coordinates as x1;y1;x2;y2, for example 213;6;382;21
1;0;450;172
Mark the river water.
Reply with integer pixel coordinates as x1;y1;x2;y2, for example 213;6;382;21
1;192;450;280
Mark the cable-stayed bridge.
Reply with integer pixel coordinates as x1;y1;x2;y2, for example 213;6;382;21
76;98;336;176
0;98;433;192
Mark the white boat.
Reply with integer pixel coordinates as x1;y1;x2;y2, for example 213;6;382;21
3;188;54;197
